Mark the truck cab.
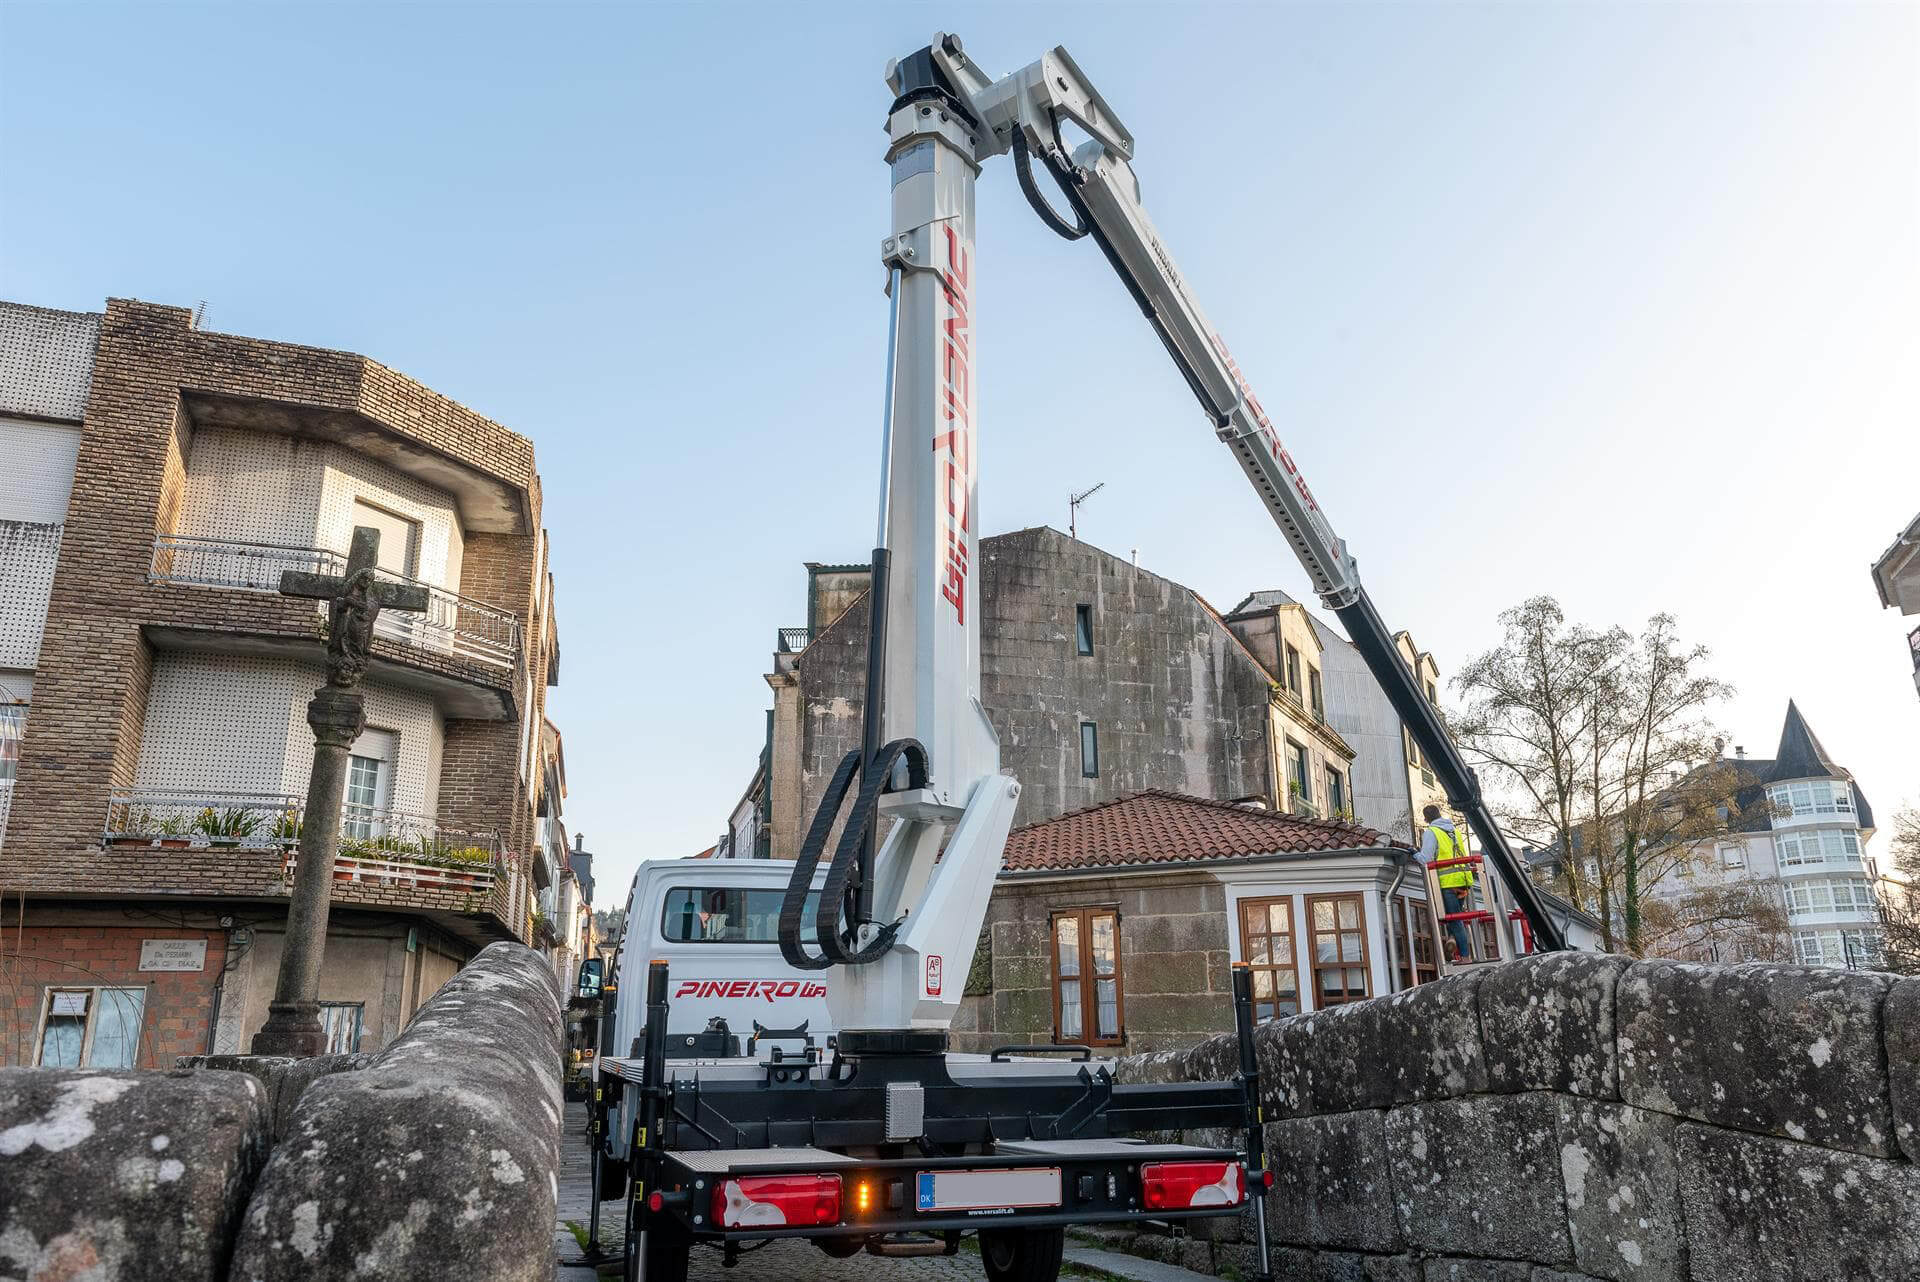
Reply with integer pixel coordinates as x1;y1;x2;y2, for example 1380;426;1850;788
610;857;834;1058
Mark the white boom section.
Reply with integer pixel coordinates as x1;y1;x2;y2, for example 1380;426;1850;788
825;60;1020;1032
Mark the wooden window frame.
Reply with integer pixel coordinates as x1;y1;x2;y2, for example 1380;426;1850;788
1308;666;1324;718
32;985;149;1069
1049;907;1125;1047
1284;644;1301;696
1305;892;1372;1009
1325;768;1345;817
1236;895;1301;1023
1392;894;1439;990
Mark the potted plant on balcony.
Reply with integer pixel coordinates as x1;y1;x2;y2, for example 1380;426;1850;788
195;805;264;848
154;813;192;849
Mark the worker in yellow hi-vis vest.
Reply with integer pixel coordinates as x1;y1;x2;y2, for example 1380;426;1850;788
1416;803;1476;961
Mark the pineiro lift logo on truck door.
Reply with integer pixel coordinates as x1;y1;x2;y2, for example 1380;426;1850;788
925;954;943;996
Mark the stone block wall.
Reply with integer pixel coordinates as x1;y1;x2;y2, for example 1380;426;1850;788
0;942;561;1281
1116;954;1920;1281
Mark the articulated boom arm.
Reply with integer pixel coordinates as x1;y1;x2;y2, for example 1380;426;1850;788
924;34;1568;952
781;37;1564;1026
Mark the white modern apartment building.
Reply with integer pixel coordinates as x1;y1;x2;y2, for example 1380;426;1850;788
1646;703;1883;968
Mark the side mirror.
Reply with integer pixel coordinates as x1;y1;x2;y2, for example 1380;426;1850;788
576;957;604;999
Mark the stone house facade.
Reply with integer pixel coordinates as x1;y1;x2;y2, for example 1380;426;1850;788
1227;589;1451;843
758;528;1278;858
949;790;1446;1056
0;297;572;1066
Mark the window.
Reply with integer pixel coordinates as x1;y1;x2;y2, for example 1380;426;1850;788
1784;878;1877;916
1795;928;1884;969
320;1002;364;1054
1326;770;1346;818
0;703;23;785
1308;667;1324;719
343;754;381;839
1080;722;1099;779
1719;844;1745;869
1237;897;1299;1021
1286;741;1311;813
349;499;420;578
1777;828;1864;869
1392;896;1439;990
1425;680;1438;706
1767;780;1855;819
35;987;147;1068
1284;644;1301;696
661;886;822;943
1306;894;1370;1008
1051;908;1123;1044
1074;604;1094;656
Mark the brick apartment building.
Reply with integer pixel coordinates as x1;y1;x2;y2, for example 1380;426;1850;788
0;297;576;1067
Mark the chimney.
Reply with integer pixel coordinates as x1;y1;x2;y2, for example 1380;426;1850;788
1735;746;1746;760
1713;737;1726;758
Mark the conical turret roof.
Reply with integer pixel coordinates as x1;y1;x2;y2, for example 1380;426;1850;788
1770;700;1846;784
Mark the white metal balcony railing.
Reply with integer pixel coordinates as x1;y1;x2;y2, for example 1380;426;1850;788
103;789;506;894
149;535;521;670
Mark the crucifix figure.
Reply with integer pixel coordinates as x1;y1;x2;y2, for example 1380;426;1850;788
251;525;429;1057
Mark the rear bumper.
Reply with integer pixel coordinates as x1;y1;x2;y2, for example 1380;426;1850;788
651;1141;1247;1241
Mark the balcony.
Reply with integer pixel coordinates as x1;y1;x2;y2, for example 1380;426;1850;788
150;535;521;671
103;789;507;895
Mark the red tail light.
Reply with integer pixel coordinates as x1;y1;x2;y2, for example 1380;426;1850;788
712;1174;842;1228
1141;1161;1245;1210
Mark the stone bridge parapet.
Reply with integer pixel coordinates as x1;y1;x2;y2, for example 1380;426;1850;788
0;941;562;1282
1114;953;1919;1282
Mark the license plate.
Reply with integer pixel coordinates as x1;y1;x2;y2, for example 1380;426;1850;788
916;1167;1061;1212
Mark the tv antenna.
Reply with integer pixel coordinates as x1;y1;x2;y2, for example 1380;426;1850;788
1069;482;1106;541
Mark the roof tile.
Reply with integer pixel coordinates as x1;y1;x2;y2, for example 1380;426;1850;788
1001;789;1404;873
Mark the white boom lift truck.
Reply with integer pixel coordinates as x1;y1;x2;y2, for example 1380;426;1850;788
587;34;1568;1282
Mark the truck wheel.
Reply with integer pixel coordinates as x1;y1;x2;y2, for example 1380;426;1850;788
978;1226;1065;1282
636;1225;689;1282
597;1151;628;1200
815;1236;865;1258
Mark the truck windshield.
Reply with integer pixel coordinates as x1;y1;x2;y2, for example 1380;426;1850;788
661;887;821;944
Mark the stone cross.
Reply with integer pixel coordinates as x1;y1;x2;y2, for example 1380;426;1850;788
251;526;429;1057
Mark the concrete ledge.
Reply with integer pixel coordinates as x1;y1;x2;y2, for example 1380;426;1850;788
0;1067;271;1282
227;942;563;1281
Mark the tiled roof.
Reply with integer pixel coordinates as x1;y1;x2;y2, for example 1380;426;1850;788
1001;789;1404;874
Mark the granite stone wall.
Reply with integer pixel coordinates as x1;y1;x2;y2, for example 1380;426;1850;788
1113;953;1919;1282
0;941;561;1282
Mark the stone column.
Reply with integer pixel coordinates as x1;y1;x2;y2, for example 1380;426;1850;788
252;686;367;1056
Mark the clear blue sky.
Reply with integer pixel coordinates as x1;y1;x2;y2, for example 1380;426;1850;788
5;3;1916;905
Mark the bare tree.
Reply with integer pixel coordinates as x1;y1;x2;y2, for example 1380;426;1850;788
1599;615;1740;952
1875;806;1920;974
1452;597;1621;912
1455;599;1750;953
1639;880;1792;963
